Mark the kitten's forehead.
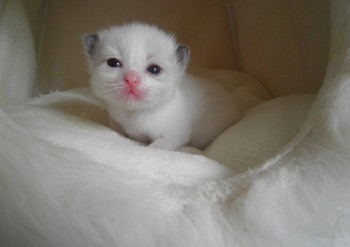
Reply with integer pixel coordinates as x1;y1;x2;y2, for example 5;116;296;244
99;24;176;59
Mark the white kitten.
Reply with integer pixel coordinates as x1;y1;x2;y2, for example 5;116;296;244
83;23;240;150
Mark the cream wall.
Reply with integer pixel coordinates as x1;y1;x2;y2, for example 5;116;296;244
22;0;45;44
37;0;329;97
232;0;329;96
39;0;237;93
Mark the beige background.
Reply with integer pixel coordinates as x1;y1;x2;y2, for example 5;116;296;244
34;0;329;97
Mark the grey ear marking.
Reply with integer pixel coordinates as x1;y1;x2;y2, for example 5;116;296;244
176;45;190;68
83;34;99;58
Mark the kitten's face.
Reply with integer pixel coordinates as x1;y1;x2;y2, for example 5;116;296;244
83;23;189;111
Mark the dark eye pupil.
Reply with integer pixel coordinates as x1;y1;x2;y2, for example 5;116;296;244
107;58;122;68
147;64;162;75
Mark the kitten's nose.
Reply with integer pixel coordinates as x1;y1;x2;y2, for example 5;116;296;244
124;71;140;87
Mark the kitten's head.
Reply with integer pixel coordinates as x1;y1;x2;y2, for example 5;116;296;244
83;23;189;111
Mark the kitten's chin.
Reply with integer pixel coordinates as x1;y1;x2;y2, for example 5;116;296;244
118;96;161;111
115;90;147;110
121;101;142;111
111;93;150;111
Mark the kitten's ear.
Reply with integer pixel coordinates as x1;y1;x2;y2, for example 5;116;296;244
83;34;99;59
176;45;190;69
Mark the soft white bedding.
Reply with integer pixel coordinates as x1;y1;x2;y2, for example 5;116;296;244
3;64;293;173
2;76;350;246
3;86;311;174
1;78;329;246
3;87;233;183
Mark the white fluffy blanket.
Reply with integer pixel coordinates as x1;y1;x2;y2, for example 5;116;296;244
1;1;350;247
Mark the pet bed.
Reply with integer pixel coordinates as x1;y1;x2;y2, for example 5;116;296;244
1;0;349;246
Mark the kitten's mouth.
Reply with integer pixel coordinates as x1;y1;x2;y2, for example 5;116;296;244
117;86;146;101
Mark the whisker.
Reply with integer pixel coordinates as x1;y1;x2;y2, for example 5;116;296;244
95;88;115;94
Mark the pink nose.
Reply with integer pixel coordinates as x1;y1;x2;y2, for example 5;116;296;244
124;71;140;87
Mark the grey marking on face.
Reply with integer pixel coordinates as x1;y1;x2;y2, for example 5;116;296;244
83;34;99;58
176;45;190;69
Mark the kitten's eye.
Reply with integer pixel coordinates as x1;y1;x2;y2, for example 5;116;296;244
107;58;122;68
146;64;162;75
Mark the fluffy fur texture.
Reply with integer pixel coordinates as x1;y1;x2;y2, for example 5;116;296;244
1;0;350;246
83;23;240;150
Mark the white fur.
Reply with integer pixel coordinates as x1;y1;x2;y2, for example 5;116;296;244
84;23;240;150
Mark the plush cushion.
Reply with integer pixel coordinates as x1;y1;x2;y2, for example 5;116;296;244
0;0;36;106
4;79;313;172
4;68;270;165
204;94;315;172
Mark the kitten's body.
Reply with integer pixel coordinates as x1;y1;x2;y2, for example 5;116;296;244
84;23;240;150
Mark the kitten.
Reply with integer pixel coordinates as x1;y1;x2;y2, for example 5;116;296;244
83;23;240;150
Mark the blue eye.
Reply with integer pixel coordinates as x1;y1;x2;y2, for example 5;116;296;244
146;64;162;75
107;58;122;68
